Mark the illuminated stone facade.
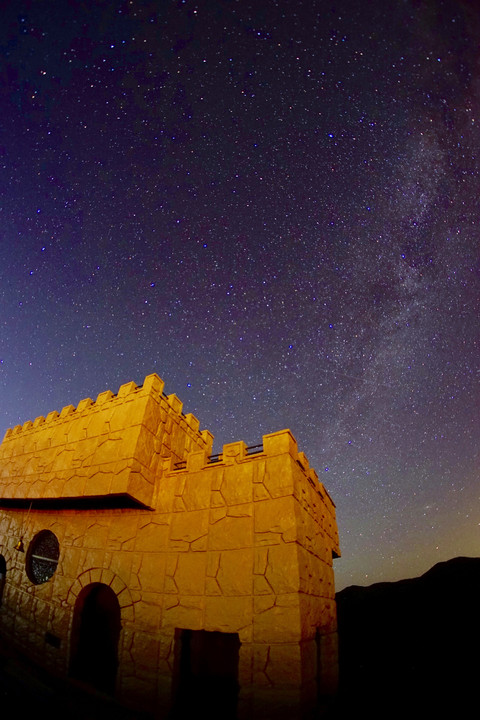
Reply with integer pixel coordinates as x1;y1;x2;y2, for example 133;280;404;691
0;373;339;718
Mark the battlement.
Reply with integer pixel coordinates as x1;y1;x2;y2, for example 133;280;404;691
165;428;340;558
172;429;329;489
0;374;213;508
3;373;209;444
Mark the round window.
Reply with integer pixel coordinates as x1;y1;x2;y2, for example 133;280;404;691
26;530;60;585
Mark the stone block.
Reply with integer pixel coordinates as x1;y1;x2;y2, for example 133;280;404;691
51;447;73;473
184;413;200;432
84;470;113;497
142;373;165;396
82;547;106;571
182;472;211;510
135;521;170;552
96;390;114;405
205;596;252;632
138;553;167;593
253;597;301;643
174;553;206;595
84;418;110;446
185;451;207;473
205;577;222;595
166;394;183;414
216;549;253;596
263;455;294;498
255;495;297;542
162;596;204;631
170;509;209;545
141;396;164;434
41;476;66;498
222;440;247;463
66;420;88;444
190;535;207;551
206;551;220;577
227;503;253;518
265;544;300;594
117;381;138;397
64;472;86;497
76;398;93;413
254;547;268;575
221;463;253;504
164;576;178;594
134;425;156;466
263;429;298;456
254;594;275;614
62;547;83;580
253;575;273;595
208;515;252;550
253;483;270;501
60;405;75;419
107;404;137;433
134;592;162;631
200;429;214;452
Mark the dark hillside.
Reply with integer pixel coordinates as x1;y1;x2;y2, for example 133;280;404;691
334;557;480;718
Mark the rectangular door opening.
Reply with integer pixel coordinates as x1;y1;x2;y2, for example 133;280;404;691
172;629;240;719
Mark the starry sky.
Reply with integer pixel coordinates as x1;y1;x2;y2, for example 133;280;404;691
1;0;479;590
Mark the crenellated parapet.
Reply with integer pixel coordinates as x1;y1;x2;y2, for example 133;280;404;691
0;374;213;508
166;427;340;568
3;374;207;442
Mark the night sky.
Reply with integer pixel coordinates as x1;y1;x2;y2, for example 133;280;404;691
1;0;479;591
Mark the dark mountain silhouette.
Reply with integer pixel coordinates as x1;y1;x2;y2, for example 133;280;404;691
333;557;480;719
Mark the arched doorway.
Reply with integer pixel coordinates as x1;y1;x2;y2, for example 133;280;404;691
69;583;121;694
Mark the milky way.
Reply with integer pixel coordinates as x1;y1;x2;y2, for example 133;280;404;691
1;0;479;589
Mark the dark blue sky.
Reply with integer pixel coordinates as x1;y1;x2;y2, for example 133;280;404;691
1;0;479;589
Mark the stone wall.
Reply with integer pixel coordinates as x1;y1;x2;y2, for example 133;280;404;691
0;374;339;719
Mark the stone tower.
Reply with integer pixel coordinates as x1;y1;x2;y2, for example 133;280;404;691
0;373;340;718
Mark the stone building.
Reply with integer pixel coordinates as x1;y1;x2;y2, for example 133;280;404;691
0;373;340;718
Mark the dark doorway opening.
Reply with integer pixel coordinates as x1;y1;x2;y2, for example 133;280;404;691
172;629;240;719
0;555;6;605
69;583;121;695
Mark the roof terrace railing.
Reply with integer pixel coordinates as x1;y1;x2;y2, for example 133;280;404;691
245;443;263;455
172;444;264;471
